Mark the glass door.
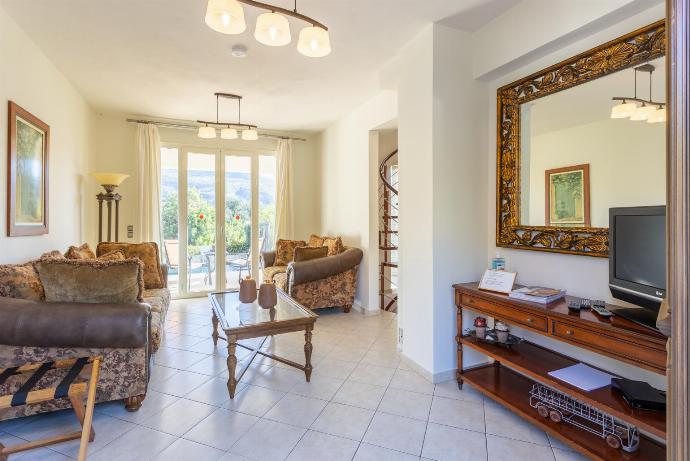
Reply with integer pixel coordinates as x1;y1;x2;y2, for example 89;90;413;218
161;145;276;298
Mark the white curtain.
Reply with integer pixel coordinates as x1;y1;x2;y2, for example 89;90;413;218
275;139;294;241
136;123;162;246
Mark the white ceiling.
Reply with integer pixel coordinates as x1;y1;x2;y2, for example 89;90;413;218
0;0;517;132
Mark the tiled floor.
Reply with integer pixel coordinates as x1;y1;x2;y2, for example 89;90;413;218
0;297;591;460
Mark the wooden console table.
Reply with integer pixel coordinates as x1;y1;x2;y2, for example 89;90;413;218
454;282;667;461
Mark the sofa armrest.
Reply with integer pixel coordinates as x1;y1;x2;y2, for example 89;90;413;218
261;250;276;268
288;247;363;286
0;297;150;349
161;263;169;288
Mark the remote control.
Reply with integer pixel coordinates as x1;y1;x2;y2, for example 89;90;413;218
591;304;614;318
567;301;581;312
579;298;591;309
592;300;606;309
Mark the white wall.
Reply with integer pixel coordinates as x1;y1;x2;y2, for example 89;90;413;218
0;5;92;263
484;3;666;389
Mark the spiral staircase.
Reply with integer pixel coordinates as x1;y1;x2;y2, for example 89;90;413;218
379;149;398;313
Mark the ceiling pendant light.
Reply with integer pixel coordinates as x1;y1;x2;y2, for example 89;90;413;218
610;63;665;122
206;0;330;57
255;12;291;46
297;26;331;57
198;92;259;141
205;0;246;35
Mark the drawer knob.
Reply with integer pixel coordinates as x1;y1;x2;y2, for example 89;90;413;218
526;318;533;323
566;330;574;336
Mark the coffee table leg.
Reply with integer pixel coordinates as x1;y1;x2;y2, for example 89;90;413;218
211;313;219;346
227;335;239;398
304;325;313;382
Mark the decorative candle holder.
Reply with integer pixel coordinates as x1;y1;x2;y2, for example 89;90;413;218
258;280;278;309
239;276;257;303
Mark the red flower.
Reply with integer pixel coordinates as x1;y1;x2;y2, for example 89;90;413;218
235;215;241;220
198;213;205;220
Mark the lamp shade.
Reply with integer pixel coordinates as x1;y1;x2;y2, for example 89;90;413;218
205;0;246;34
297;26;331;57
92;173;130;186
221;127;239;139
647;107;667;124
610;101;637;119
630;104;657;121
242;128;259;140
198;126;217;139
255;12;291;46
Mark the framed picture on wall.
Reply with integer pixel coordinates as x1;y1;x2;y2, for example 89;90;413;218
7;101;50;236
545;163;590;228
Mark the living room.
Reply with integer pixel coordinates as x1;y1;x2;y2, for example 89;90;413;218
1;0;689;460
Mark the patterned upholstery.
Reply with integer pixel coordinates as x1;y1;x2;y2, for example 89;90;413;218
274;239;306;266
97;242;165;289
273;272;289;292
289;267;358;310
143;288;171;352
264;265;287;282
64;243;96;260
0;263;45;301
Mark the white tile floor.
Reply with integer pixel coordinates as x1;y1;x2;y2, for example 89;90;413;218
0;297;592;461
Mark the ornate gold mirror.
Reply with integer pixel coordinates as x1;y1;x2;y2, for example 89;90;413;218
496;20;666;257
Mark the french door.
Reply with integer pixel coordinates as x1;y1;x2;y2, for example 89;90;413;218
160;145;276;298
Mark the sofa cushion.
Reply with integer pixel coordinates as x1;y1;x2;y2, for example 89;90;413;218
264;265;287;282
40;250;65;260
98;249;126;261
64;243;96;260
0;263;45;301
274;239;306;266
322;236;344;256
35;258;144;303
273;272;288;292
308;234;325;247
294;246;328;262
97;242;165;289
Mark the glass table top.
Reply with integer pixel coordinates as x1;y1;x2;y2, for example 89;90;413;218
209;290;316;331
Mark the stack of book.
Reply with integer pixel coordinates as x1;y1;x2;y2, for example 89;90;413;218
509;286;566;304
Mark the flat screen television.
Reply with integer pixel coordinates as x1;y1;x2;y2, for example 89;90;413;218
609;206;666;331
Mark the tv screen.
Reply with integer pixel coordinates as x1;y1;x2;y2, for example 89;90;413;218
613;214;666;289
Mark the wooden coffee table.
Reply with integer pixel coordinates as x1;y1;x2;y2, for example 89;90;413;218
209;290;318;398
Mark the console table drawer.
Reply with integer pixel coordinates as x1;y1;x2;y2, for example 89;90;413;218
461;294;547;332
552;321;665;370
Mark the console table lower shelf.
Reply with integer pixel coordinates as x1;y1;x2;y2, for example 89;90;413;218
461;364;666;461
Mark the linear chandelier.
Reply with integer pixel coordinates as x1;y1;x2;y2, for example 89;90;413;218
610;64;666;123
205;0;331;57
197;92;259;141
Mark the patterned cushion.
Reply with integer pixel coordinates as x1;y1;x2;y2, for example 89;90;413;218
64;243;96;260
263;265;287;282
35;258;145;303
97;242;164;289
308;234;325;247
0;263;45;301
274;239;306;266
322;236;344;256
40;250;65;260
290;266;359;310
294;246;328;262
98;250;126;261
273;272;288;292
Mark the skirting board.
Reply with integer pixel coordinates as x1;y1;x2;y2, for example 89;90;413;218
400;354;457;384
351;301;381;316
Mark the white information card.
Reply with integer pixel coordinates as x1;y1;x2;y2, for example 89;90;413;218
478;269;517;294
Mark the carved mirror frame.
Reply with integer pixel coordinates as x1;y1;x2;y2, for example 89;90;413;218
496;20;666;257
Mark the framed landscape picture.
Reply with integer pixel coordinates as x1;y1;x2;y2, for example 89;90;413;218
7;101;49;236
545;164;590;228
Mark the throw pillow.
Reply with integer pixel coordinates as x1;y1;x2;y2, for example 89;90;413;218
98;250;126;261
0;263;45;301
322;236;344;256
64;243;96;260
308;234;325;247
40;250;65;260
96;242;165;289
35;258;144;304
294;246;328;262
275;239;307;266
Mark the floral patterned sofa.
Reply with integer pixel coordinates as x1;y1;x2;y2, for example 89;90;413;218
0;242;169;420
261;235;363;313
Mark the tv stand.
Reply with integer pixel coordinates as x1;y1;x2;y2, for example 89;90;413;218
610;306;662;333
453;282;667;461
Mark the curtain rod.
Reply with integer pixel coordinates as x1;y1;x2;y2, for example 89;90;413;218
125;118;307;142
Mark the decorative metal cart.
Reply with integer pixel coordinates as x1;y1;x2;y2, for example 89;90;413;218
529;383;640;453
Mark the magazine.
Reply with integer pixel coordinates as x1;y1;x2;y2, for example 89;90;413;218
509;286;565;304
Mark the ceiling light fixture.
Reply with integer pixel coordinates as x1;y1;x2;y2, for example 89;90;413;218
197;92;259;141
610;64;666;123
205;0;331;57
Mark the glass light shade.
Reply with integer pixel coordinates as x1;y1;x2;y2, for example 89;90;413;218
610;102;637;119
242;128;259;141
647;107;667;124
255;12;291;46
92;173;130;186
297;26;331;57
221;127;239;139
630;104;657;121
205;0;246;35
198;126;217;139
